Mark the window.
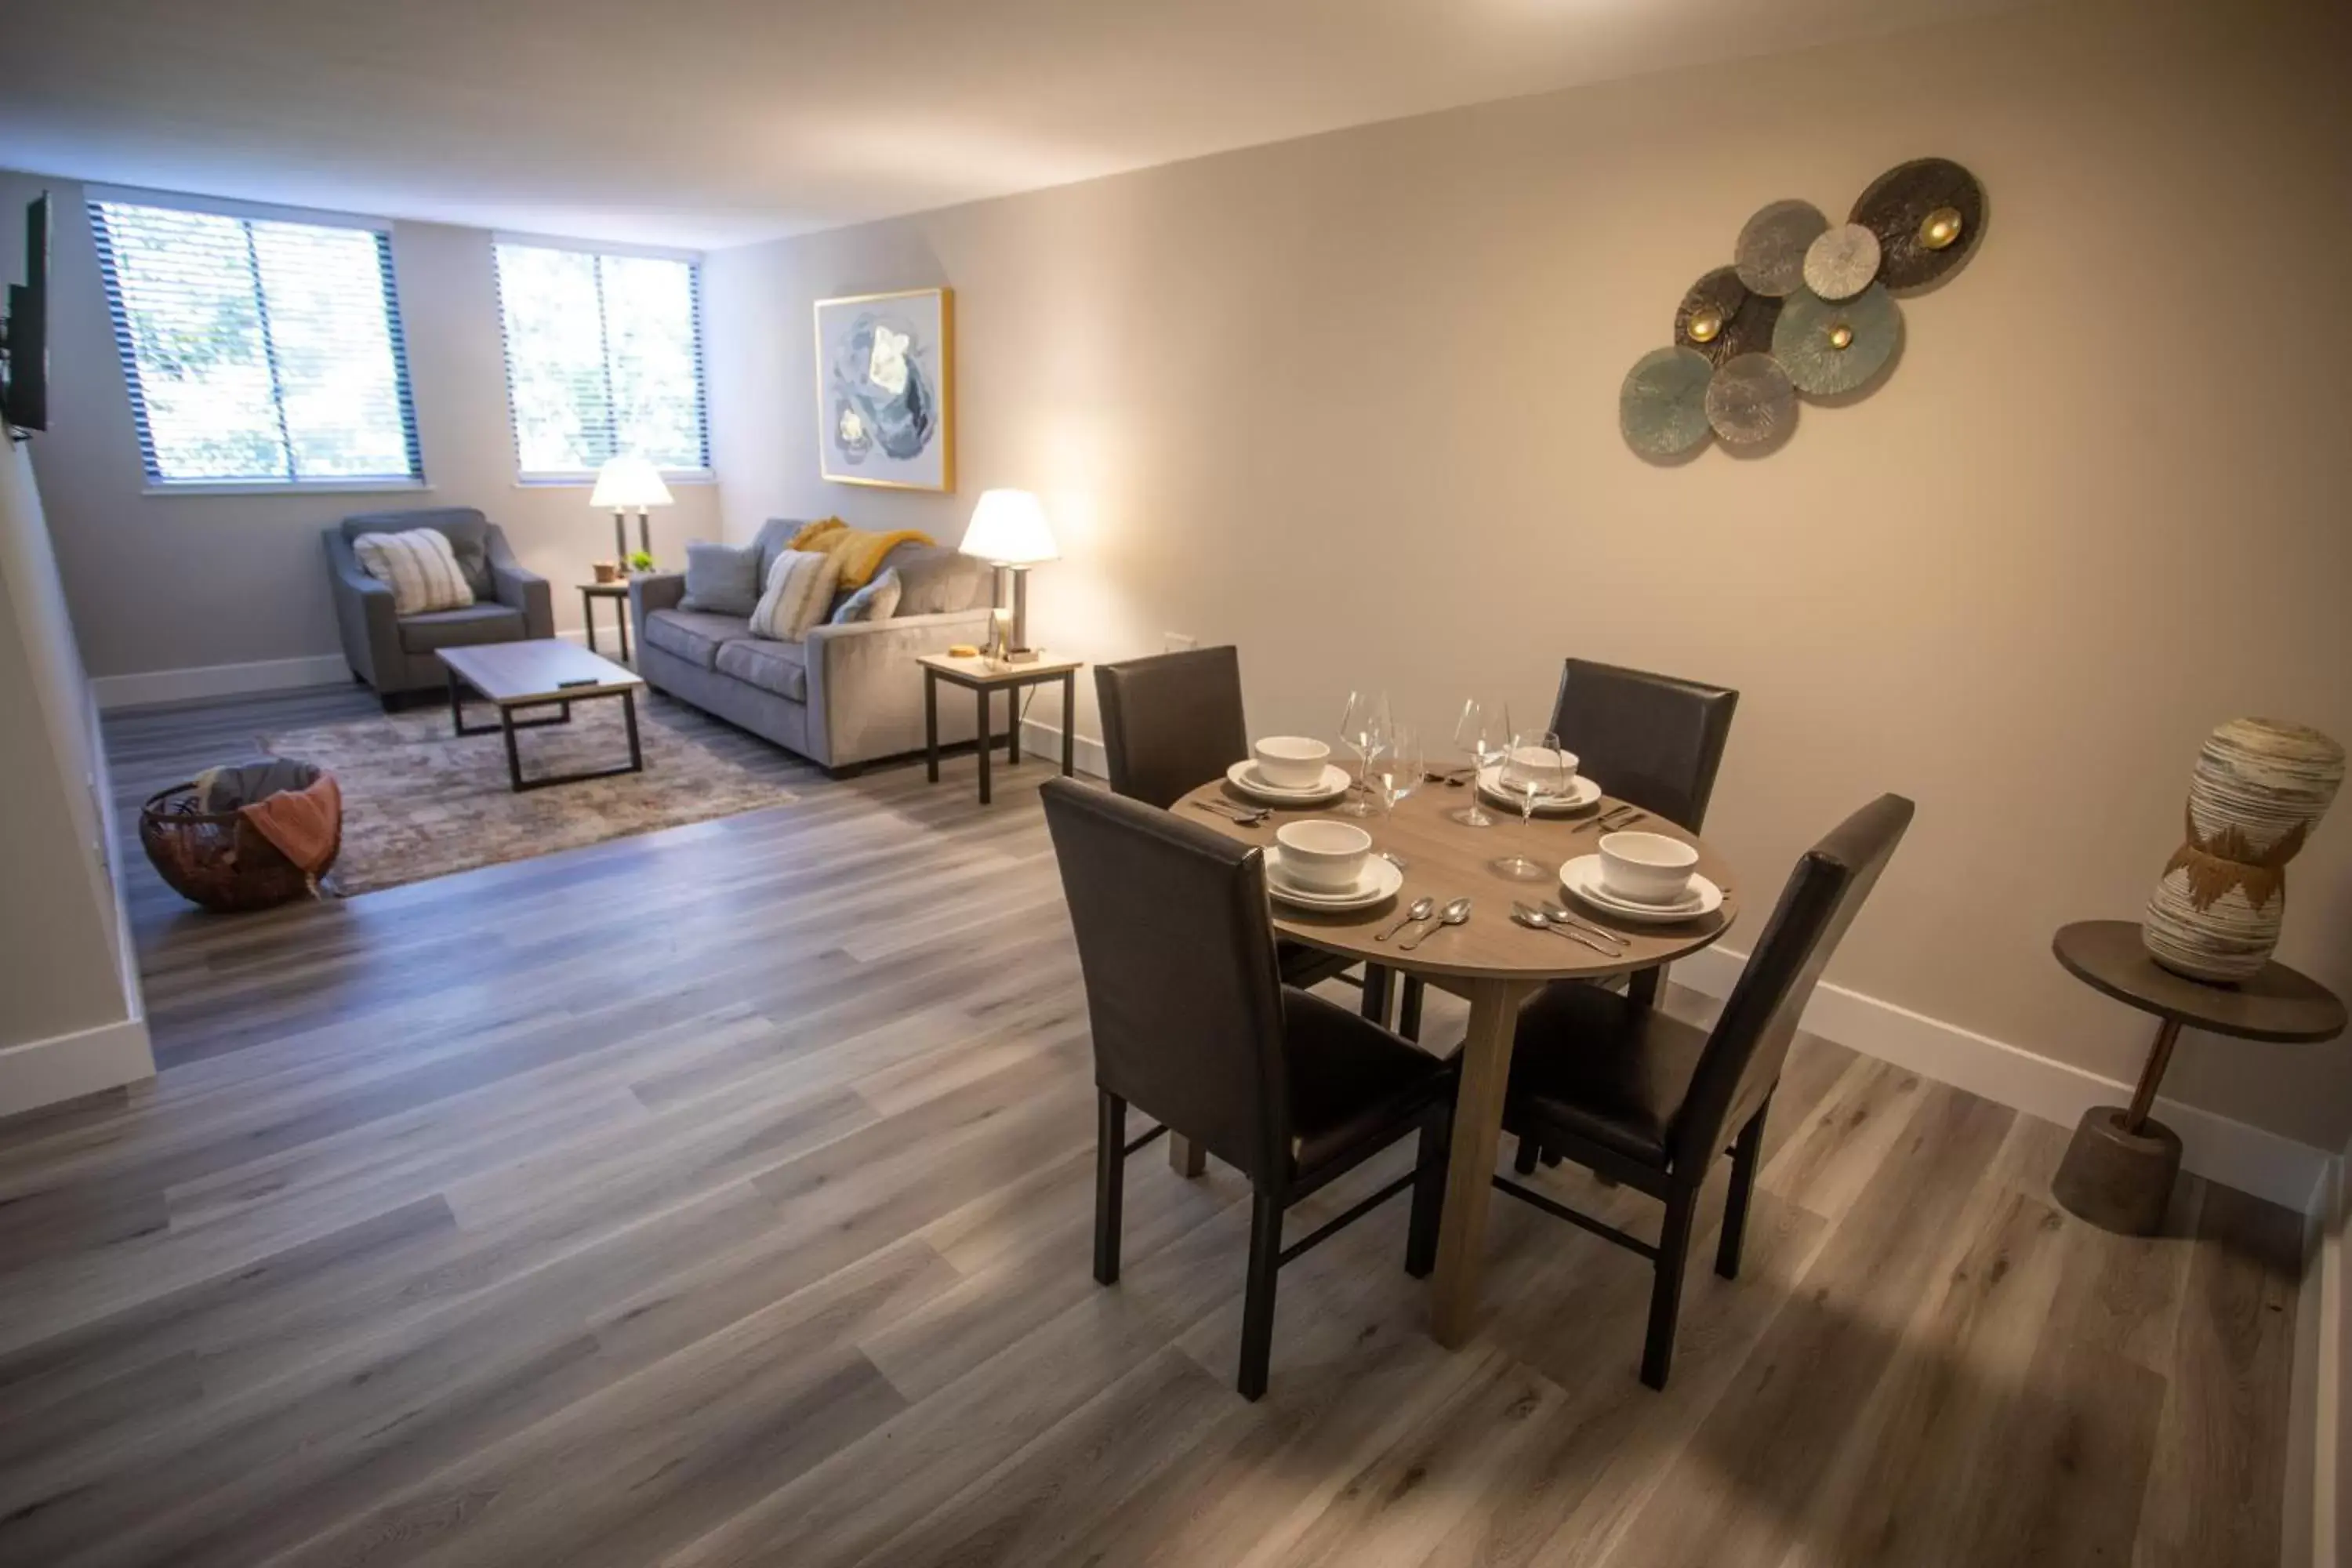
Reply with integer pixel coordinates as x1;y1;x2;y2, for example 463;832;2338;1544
493;241;708;481
89;195;421;487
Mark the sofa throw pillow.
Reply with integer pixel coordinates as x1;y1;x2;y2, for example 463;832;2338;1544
749;549;840;642
679;541;761;617
829;567;903;626
351;529;476;616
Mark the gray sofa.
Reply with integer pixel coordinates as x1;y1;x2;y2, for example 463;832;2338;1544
325;507;554;699
630;517;998;774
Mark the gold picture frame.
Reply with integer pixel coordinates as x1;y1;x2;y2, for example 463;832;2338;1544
814;286;955;492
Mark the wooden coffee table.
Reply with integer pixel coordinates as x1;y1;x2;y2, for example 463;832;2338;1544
437;640;646;793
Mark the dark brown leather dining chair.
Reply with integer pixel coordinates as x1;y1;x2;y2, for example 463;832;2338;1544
1040;779;1456;1400
1094;646;1367;1000
1494;793;1913;1389
1548;657;1740;839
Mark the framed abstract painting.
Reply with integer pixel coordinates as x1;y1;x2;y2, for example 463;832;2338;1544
814;287;954;491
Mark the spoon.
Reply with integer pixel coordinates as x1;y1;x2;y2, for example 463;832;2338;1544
1512;903;1618;956
1539;899;1629;946
1399;897;1471;951
1375;896;1436;942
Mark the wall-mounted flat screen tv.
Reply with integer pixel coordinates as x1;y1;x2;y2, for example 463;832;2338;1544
3;192;50;434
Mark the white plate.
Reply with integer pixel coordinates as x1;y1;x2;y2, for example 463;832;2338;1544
1559;855;1723;924
1225;759;1353;804
1475;767;1602;816
1265;848;1403;911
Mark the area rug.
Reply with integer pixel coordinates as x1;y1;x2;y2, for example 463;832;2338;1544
260;695;801;895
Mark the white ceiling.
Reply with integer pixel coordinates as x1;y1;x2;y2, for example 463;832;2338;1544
3;0;2035;249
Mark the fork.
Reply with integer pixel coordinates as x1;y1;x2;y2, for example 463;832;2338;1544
1573;803;1646;835
1189;800;1269;826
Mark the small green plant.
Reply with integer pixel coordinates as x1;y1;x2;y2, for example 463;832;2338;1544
626;550;655;574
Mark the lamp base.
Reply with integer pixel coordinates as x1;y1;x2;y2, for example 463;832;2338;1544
1000;648;1042;664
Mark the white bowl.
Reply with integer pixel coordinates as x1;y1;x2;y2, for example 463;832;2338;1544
1273;819;1371;892
1252;735;1332;789
1497;744;1580;796
1597;829;1700;905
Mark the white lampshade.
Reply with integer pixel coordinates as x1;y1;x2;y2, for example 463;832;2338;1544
959;488;1058;565
590;454;673;510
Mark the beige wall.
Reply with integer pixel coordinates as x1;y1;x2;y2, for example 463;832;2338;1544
0;441;140;1056
706;0;2352;1149
0;169;724;681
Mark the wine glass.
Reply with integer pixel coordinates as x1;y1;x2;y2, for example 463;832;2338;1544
1491;729;1566;880
1449;699;1499;827
1374;721;1421;869
1334;690;1386;818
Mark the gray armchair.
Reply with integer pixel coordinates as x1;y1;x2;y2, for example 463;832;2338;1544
325;507;554;699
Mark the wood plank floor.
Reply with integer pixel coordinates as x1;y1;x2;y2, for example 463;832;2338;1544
0;684;2303;1566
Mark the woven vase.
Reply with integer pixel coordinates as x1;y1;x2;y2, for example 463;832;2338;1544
2142;717;2343;982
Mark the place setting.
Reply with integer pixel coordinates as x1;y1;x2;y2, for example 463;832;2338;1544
1219;733;1352;809
1558;827;1728;925
1261;818;1406;913
1445;699;1605;833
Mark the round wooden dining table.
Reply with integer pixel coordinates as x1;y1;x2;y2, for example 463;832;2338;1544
1174;771;1741;1348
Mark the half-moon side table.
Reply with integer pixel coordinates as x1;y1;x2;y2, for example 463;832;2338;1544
2050;920;2345;1234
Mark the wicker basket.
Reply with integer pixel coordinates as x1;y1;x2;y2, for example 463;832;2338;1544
139;766;339;913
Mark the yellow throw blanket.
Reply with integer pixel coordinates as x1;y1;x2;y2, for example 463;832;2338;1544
787;518;935;591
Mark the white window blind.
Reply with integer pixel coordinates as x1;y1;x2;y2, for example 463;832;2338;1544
493;241;708;481
89;198;422;486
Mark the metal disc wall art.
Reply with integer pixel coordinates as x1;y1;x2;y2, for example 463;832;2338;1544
1675;267;1780;366
1620;347;1715;457
1802;223;1881;301
1617;155;1982;456
1852;156;1985;290
1773;284;1900;396
1733;200;1828;297
1705;353;1797;447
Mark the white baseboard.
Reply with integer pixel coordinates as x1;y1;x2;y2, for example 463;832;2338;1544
2298;1148;2347;1568
1672;944;2333;1215
2286;1161;2343;1561
93;630;601;710
1018;716;1107;780
93;653;350;711
0;1014;154;1117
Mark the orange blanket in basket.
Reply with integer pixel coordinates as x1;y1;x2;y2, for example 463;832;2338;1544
239;772;341;875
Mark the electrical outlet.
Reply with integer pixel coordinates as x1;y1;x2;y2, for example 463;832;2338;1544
1163;632;1196;652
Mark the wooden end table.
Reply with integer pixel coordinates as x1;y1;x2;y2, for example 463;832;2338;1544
917;652;1083;805
437;640;646;793
579;581;632;662
2050;919;2344;1234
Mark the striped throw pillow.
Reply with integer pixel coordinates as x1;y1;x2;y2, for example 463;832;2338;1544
351;529;477;616
749;549;841;642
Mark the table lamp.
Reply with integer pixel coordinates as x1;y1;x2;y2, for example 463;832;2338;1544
959;488;1058;662
590;455;673;570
